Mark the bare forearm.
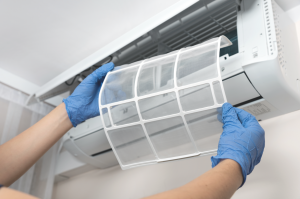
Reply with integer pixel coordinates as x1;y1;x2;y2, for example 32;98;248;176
0;187;39;199
0;103;72;186
145;159;243;199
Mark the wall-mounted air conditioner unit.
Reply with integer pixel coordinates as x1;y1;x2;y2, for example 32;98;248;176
49;0;299;176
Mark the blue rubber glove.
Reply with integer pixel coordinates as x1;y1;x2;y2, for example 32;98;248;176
63;62;114;127
211;103;265;187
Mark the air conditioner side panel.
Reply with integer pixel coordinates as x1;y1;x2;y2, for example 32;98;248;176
240;0;300;114
272;1;300;94
245;58;300;114
240;0;269;62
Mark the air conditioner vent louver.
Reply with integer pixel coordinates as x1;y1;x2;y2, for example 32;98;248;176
115;0;238;67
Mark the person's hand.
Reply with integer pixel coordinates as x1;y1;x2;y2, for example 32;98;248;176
211;103;265;187
63;62;114;127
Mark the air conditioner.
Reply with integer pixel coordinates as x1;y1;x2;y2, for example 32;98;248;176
48;0;299;177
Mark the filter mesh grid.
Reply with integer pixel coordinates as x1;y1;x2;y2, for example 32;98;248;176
99;36;231;169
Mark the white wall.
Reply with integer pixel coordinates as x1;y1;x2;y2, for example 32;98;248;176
52;109;300;199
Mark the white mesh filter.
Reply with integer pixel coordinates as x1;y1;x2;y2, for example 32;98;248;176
99;36;231;170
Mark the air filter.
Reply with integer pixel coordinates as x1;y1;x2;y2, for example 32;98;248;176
99;36;231;169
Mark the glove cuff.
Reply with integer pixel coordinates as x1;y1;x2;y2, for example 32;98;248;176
63;99;77;127
211;154;247;187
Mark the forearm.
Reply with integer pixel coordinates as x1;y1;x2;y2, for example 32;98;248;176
0;103;72;186
0;187;39;199
145;159;243;199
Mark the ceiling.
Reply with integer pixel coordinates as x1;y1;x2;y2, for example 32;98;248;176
0;0;183;86
0;0;299;87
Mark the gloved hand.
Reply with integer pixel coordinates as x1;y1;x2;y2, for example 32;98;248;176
211;103;265;187
63;62;114;127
